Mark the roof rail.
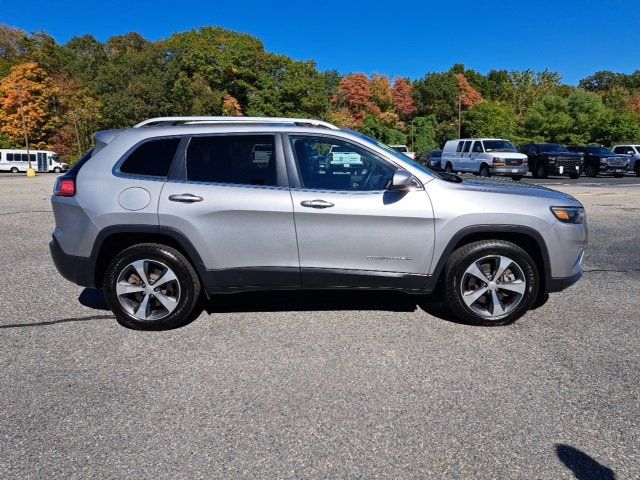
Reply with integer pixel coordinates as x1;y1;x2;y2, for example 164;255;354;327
133;116;340;130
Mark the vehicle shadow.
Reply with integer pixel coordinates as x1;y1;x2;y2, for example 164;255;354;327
556;444;616;480
76;287;465;327
205;289;463;324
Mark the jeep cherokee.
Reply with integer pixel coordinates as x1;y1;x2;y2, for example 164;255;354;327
50;117;587;329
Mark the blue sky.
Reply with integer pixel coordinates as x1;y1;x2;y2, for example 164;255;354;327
2;0;639;84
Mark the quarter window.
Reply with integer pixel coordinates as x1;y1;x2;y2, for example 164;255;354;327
120;138;181;177
185;135;277;186
290;136;395;191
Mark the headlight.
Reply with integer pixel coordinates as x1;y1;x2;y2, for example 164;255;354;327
492;157;506;166
600;158;607;164
551;206;586;224
548;156;556;163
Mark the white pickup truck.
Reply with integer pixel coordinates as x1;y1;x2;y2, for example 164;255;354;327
390;145;416;160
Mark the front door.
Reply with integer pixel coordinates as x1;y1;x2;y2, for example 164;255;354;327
159;133;300;290
286;135;435;290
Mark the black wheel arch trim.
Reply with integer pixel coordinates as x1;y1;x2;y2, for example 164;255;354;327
426;224;552;293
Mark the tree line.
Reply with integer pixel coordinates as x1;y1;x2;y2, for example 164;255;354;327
1;24;639;162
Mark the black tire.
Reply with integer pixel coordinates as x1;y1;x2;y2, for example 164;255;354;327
10;167;19;174
533;163;547;179
568;172;579;179
53;167;61;173
443;240;539;326
444;162;453;173
479;164;491;177
103;243;202;330
636;164;640;177
584;164;597;177
511;175;523;182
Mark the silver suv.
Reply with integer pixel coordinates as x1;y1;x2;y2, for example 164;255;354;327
50;117;587;329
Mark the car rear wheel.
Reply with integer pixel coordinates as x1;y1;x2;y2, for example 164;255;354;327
10;167;19;173
584;165;597;177
444;240;539;326
103;243;202;330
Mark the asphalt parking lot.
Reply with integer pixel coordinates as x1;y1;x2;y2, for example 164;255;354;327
0;172;638;479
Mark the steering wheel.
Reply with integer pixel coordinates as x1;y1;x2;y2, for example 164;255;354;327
358;165;376;190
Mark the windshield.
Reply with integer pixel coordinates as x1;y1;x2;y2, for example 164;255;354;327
483;140;517;153
345;130;440;178
539;144;569;153
586;146;614;155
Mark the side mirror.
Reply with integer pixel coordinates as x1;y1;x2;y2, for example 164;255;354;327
389;169;414;191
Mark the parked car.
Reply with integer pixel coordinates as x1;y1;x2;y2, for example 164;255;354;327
423;149;442;170
50;116;586;330
390;145;416;160
519;143;583;179
566;146;628;177
441;138;528;180
612;144;640;176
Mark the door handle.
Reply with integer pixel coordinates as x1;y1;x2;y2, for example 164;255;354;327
168;193;203;203
300;199;334;209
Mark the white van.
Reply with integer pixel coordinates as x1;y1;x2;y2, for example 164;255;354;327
441;138;528;180
0;149;68;173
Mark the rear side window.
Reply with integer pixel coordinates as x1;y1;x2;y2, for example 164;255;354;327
185;135;277;186
462;141;471;153
120;138;181;177
456;141;464;153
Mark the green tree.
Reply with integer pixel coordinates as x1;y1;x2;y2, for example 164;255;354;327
463;101;517;139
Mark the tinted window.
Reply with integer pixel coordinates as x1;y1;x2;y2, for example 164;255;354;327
584;146;613;155
456;141;464;153
186;135;277;186
539;144;569;153
120;138;181;177
472;141;483;153
462;141;471;153
431;150;442;158
7;153;13;161
291;136;395;191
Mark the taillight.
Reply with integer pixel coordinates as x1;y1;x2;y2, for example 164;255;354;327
54;177;75;197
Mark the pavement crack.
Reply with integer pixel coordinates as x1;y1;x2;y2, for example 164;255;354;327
0;210;53;216
583;268;640;273
0;314;114;329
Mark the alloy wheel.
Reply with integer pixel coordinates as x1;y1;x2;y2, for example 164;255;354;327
460;255;527;319
116;259;181;321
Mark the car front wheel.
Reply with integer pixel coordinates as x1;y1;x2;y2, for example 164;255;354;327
444;240;539;326
584;165;597;177
103;243;202;330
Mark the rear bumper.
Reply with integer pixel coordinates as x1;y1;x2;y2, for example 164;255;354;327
49;236;96;288
547;270;582;293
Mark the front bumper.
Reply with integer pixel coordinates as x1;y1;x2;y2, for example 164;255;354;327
599;164;628;174
551;162;582;176
547;270;582;293
49;236;96;288
491;166;528;176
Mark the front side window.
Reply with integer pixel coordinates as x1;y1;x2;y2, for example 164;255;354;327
120;137;181;177
185;135;277;186
291;136;395;191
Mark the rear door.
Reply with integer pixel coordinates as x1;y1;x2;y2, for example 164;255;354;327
158;133;300;290
285;134;435;290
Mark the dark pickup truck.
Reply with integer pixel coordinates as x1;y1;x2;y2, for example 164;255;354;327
519;143;583;179
566;146;629;177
